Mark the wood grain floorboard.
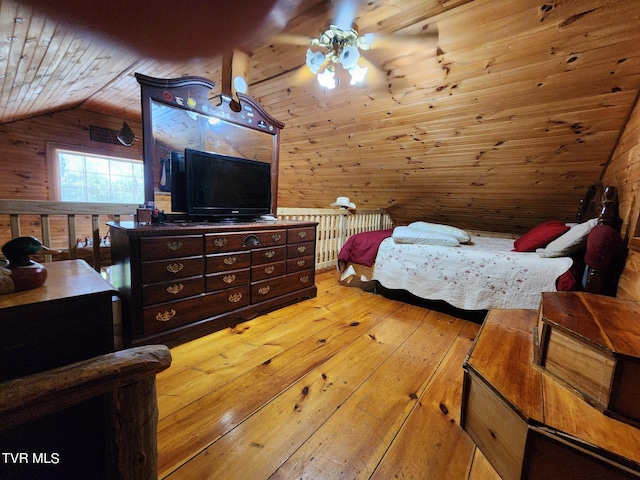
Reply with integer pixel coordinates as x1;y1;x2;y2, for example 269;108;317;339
157;270;494;479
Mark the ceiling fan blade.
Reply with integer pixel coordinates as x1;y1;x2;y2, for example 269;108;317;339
363;27;439;51
332;0;358;31
271;32;313;46
358;55;387;88
288;64;318;86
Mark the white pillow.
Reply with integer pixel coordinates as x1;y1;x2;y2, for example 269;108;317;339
408;221;471;244
536;218;598;258
392;226;459;246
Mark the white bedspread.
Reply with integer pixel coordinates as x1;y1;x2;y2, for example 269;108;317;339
371;235;573;310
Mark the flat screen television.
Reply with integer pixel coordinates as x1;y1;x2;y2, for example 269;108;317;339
183;148;272;220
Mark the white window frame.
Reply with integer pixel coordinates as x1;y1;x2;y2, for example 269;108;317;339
47;142;144;204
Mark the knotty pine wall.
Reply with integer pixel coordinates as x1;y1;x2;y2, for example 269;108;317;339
1;100;640;249
0;109;142;247
603;95;640;242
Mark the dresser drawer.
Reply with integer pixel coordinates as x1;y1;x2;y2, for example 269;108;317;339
205;229;286;253
143;286;250;335
141;256;204;283
206;269;250;292
140;235;203;261
287;241;315;259
252;245;286;265
251;270;314;302
288;226;316;244
286;255;314;273
206;251;251;273
142;276;204;306
251;261;285;281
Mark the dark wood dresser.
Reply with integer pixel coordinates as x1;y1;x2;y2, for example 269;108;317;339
108;220;317;347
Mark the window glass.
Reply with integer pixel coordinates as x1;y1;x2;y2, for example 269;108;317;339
57;150;144;204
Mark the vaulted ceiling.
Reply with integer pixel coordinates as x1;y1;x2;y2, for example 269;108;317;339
2;0;640;232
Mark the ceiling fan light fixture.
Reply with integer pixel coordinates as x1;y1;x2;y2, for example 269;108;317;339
306;25;368;88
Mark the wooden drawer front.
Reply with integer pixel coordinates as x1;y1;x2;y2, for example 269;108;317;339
142;276;204;306
286;255;314;273
206;269;250;292
251;261;285;282
251;270;315;303
140;235;202;261
143;286;250;334
288;226;316;244
206;252;251;273
205;230;285;253
252;246;286;265
141;256;203;283
287;241;315;259
205;233;249;253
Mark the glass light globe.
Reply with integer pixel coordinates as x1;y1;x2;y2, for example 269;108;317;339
317;66;336;89
306;49;326;74
339;45;360;70
349;64;368;85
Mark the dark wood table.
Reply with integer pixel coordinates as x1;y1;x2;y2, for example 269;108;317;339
0;259;118;479
0;259;117;382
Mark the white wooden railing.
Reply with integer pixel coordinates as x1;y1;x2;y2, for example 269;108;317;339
0;200;137;271
277;208;393;270
0;201;392;272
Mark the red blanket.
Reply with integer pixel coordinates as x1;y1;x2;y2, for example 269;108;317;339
338;229;393;270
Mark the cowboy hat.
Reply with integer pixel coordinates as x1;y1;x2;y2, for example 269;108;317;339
331;197;356;209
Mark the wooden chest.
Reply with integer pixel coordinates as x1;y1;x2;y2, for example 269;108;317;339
535;291;640;426
461;309;640;480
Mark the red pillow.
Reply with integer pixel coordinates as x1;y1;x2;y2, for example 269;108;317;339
513;221;571;252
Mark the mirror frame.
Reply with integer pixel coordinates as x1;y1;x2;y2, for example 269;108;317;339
135;73;284;214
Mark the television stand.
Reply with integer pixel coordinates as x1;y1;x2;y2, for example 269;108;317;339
108;219;317;347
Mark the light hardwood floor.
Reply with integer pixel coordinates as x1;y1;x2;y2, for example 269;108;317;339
156;270;501;479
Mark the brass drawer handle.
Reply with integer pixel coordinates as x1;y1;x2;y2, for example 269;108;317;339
297;246;306;253
300;275;310;284
296;259;306;267
298;231;307;239
166;283;184;294
272;233;282;242
166;241;183;251
224;256;237;265
166;262;184;274
156;309;176;322
223;274;237;284
264;265;275;274
265;250;275;259
228;292;243;303
214;238;227;248
258;286;271;295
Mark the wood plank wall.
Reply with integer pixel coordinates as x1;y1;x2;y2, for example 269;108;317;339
0;109;142;248
603;95;640;241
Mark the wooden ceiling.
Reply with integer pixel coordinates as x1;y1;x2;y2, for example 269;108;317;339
2;0;640;232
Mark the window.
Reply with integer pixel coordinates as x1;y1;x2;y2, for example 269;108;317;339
55;149;144;204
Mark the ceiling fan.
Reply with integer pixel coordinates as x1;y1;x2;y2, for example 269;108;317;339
271;0;439;89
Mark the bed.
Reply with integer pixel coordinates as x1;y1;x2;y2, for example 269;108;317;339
338;183;624;311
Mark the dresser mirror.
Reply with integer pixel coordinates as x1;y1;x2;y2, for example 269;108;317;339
136;73;284;215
